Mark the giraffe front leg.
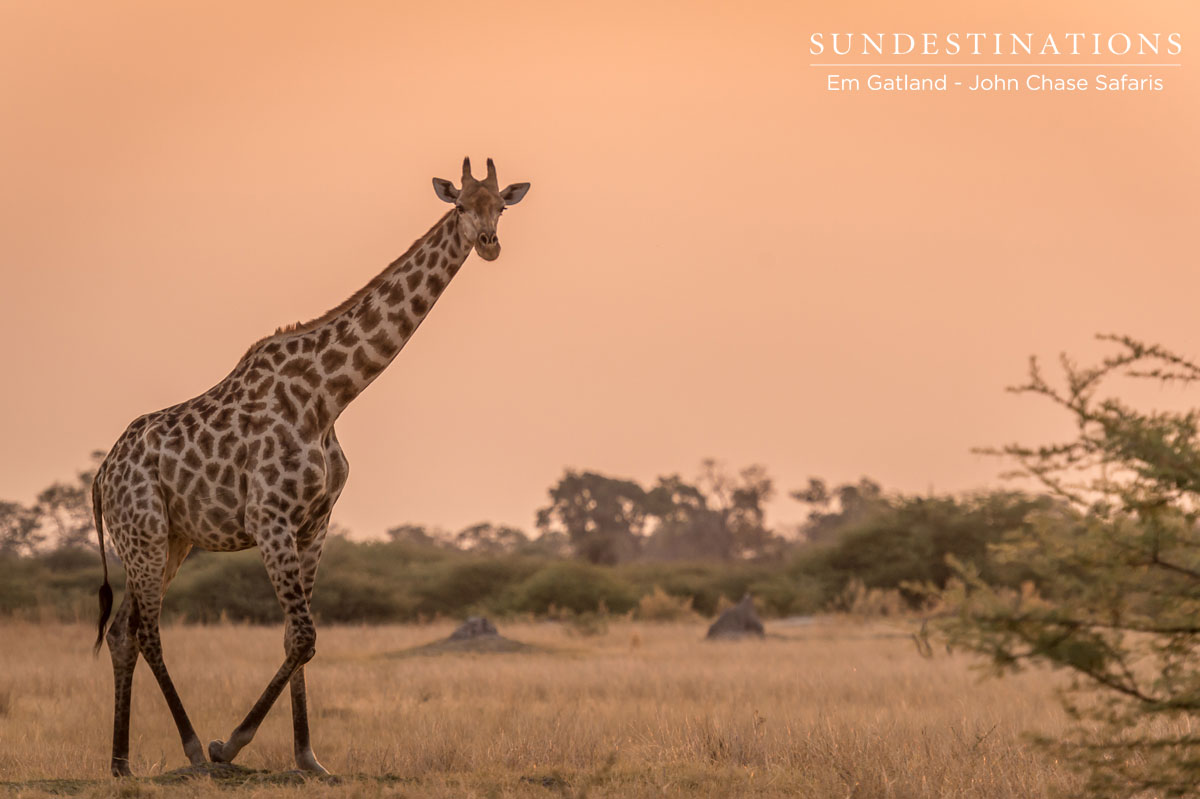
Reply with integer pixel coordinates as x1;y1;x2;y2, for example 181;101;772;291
289;667;328;774
286;535;328;772
289;536;328;774
209;543;317;766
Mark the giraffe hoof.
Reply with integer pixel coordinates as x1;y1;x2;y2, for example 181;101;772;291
296;750;329;775
208;739;230;763
184;737;207;766
111;759;133;778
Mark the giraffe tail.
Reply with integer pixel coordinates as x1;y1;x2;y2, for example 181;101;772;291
93;464;113;657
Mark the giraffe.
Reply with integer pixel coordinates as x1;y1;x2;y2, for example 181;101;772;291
90;157;530;777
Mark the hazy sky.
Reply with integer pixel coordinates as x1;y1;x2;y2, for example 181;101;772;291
1;0;1197;539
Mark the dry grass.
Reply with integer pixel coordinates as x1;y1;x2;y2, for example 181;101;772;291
0;617;1078;798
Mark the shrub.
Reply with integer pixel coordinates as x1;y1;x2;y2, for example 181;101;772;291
616;562;774;616
552;604;611;637
747;574;822;617
509;562;637;615
312;571;408;623
0;563;39;615
167;551;280;623
829;578;909;618
413;557;543;618
636;585;699;622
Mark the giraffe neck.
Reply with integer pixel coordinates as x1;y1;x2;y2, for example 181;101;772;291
244;210;472;431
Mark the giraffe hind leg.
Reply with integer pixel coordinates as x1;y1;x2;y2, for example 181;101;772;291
125;538;207;769
106;595;138;777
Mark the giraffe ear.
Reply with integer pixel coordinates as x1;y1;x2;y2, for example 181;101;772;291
500;182;530;206
432;178;459;203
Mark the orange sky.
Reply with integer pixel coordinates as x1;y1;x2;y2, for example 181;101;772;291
1;0;1197;539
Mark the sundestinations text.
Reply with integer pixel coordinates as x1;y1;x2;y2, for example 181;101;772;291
809;32;1181;57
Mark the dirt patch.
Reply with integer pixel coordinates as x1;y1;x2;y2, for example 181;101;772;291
387;617;542;657
0;766;420;796
0;764;352;796
156;762;338;785
398;635;538;655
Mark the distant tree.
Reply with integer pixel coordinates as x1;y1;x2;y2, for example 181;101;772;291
45;450;105;549
643;474;732;560
538;463;784;563
932;336;1200;797
822;491;1049;594
536;470;648;564
0;500;41;556
727;465;777;557
696;460;780;558
521;530;572;559
36;480;94;550
793;477;887;544
454;522;530;554
385;523;448;549
641;461;786;560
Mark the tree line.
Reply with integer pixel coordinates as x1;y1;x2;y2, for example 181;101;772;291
1;448;1054;625
1;446;1017;567
386;459;782;564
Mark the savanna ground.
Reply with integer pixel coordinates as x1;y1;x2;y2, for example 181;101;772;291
0;618;1078;798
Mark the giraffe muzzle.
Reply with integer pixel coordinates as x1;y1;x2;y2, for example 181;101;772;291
476;232;500;261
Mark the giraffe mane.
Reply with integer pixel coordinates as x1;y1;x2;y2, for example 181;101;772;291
239;209;456;361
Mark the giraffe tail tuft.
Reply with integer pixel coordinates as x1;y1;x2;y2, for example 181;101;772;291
95;583;113;656
93;463;113;657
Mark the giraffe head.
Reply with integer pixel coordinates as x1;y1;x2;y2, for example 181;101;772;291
433;157;530;261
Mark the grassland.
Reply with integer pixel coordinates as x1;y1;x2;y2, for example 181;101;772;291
0;618;1077;798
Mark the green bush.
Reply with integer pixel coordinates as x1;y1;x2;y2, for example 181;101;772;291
636;585;699;621
168;550;280;623
312;570;409;623
616;562;772;616
748;574;820;616
508;562;638;615
0;556;40;615
412;557;544;618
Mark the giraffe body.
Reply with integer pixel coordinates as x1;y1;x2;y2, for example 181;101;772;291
93;159;529;776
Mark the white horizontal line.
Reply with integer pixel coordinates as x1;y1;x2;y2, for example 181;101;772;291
810;63;1182;67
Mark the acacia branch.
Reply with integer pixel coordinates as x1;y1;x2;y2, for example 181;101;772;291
1149;553;1200;582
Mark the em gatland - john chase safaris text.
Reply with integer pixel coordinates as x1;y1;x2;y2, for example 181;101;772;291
810;31;1181;93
